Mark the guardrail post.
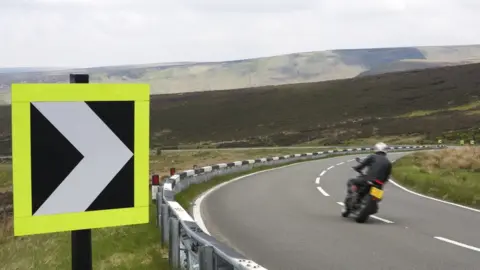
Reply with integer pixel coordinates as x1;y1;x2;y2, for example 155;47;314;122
199;246;214;270
169;217;181;268
155;191;162;227
160;204;169;246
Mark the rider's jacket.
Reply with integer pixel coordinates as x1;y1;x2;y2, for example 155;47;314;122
353;153;392;183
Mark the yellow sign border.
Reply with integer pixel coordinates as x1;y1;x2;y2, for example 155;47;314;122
12;83;150;236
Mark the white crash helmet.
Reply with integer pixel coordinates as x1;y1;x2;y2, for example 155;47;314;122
374;142;388;154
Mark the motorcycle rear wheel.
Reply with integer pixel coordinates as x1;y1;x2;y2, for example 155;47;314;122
355;197;374;223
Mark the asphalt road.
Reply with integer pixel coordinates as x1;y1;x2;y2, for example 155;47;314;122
199;152;480;270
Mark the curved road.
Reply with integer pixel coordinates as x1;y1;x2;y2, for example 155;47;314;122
198;152;480;270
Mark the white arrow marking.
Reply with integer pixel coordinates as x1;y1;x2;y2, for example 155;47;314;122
33;102;133;216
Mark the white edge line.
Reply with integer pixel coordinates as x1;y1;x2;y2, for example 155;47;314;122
370;215;394;224
335;202;394;224
434;236;480;252
315;177;320;184
320;170;326;176
317;186;330;196
193;162;314;235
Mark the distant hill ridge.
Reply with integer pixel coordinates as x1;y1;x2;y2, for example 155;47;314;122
1;44;480;104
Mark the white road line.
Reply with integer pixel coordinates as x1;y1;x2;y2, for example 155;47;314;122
317;186;330;196
370;215;395;224
336;202;394;224
320;170;326;176
336;162;345;166
327;166;334;170
315;177;320;184
347;159;355;162
434;236;480;253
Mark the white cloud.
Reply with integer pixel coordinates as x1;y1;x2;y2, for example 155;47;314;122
0;0;479;67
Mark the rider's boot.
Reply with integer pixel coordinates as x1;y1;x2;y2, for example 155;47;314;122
350;185;360;208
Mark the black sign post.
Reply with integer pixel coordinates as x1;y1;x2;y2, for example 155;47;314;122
69;73;93;270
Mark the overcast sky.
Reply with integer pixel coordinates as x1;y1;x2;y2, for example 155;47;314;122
1;0;480;68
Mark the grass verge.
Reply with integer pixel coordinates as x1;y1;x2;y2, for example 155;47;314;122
0;201;169;270
149;148;332;178
392;147;480;208
0;164;12;192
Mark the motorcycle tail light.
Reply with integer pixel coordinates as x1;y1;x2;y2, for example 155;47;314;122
375;179;384;185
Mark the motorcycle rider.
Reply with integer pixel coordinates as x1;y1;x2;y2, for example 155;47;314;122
345;142;392;208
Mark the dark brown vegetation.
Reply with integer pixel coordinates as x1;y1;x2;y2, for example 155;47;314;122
0;63;479;153
148;62;479;147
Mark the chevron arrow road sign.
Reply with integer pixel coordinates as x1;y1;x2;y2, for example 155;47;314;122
11;83;150;236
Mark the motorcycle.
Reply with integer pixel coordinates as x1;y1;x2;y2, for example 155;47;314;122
341;157;385;223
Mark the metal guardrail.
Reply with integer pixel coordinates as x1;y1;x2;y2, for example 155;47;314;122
0;156;11;163
153;144;446;270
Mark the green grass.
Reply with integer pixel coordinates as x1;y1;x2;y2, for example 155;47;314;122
149;148;333;176
0;164;11;192
392;147;480;208
397;109;440;118
449;100;480;111
340;135;426;146
0;203;170;270
1;162;170;270
397;100;480;118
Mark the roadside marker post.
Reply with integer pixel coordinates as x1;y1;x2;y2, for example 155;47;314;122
69;74;92;270
11;74;150;270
